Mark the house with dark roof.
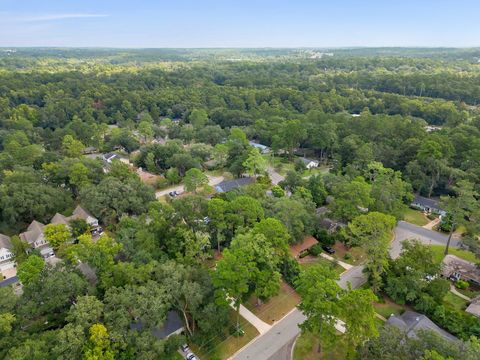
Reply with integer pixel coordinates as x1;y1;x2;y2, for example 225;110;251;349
0;234;16;279
215;177;255;193
411;195;446;216
301;158;319;169
130;310;184;339
387;311;457;342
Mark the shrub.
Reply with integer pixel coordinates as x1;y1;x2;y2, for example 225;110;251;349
299;250;309;259
344;252;352;260
308;244;323;257
455;280;469;290
271;185;285;198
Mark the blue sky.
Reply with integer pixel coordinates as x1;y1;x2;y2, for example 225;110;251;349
0;0;478;48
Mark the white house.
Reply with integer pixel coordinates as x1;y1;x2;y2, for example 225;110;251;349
301;158;319;169
0;234;16;279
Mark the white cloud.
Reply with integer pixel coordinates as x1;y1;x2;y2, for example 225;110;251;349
2;13;109;22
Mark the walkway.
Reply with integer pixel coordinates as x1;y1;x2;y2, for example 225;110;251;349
423;217;440;230
266;166;285;185
450;285;471;301
319;253;353;270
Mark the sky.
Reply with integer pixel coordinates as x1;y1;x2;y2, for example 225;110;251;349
0;0;479;48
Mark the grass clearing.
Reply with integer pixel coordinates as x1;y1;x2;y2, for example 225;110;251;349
443;292;469;311
373;295;406;319
293;331;351;360
300;257;345;275
245;281;300;325
190;310;259;360
430;245;478;264
331;243;367;266
403;208;430;226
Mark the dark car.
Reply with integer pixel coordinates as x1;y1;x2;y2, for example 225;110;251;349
168;191;177;197
180;344;190;353
322;245;335;254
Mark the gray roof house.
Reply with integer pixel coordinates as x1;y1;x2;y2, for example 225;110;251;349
249;141;270;154
301;158;319;169
466;296;480;317
19;220;55;259
215;177;255;193
411;195;446;216
387;311;457;341
71;205;99;228
130;310;184;339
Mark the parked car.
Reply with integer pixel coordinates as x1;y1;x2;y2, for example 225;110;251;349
322;245;335;254
168;191;178;197
180;344;190;353
186;353;198;360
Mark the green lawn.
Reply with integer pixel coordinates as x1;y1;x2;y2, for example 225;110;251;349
300;257;345;275
403;208;430;226
443;292;469;311
245;281;300;325
190;310;259;360
430;245;478;264
331;243;367;266
373;296;406;319
294;331;352;360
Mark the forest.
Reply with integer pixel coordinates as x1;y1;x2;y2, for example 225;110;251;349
0;48;479;360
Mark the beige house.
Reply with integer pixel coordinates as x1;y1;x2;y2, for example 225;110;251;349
19;220;55;259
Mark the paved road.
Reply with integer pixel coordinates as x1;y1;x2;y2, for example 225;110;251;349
0;276;18;287
390;221;458;259
267;167;284;185
155;176;224;198
233;220;456;360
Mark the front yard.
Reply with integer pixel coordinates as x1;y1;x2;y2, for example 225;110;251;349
331;242;367;266
373;295;406;319
403;208;430;226
244;281;301;325
430;245;478;264
443;292;469;311
293;331;352;360
299;257;345;275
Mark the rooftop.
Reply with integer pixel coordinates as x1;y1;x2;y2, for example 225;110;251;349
412;195;443;210
130;310;184;339
215;177;254;193
387;311;457;342
441;254;480;285
466;296;480;317
0;234;12;250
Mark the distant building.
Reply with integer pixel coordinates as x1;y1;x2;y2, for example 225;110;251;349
387;311;457;341
0;234;16;280
411;195;446;216
249;141;270;154
215;177;255;193
441;254;480;286
301;158;319;169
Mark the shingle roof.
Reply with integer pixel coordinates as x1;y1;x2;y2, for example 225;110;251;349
412;195;443;211
72;205;94;221
387;311;457;341
0;234;12;250
215;177;255;192
51;213;70;225
19;220;45;245
466;296;480;317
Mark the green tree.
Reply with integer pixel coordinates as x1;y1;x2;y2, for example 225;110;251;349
62;135;85;158
208;198;228;252
44;223;72;249
189;109;208;128
184;168;208;193
82;324;115;360
243;148;267;177
347;212;396;293
331;176;373;222
17;255;44;286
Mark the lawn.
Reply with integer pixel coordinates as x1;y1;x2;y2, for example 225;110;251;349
190;310;259;360
245;281;300;325
430;245;478;264
373;295;406;319
293;331;352;360
443;292;469;311
300;257;345;275
403;208;430;226
331;242;367;266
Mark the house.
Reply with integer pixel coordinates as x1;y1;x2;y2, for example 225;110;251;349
82;146;97;155
441;255;480;286
249;141;270;154
466;296;480;317
411;195;446;216
387;311;457;341
19;220;55;259
301;158;319;169
71;205;100;229
130;310;184;339
319;218;342;234
215;177;255;193
0;234;16;280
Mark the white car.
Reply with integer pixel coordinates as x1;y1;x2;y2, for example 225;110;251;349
186;353;198;360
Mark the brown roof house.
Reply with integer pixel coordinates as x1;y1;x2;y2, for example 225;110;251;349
441;254;480;286
0;234;16;279
19;220;55;259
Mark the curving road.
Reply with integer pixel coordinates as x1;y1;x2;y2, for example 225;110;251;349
232;221;457;360
155;175;224;198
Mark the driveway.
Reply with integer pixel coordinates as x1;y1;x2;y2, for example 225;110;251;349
155;175;224;198
267;166;284;185
390;221;459;259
